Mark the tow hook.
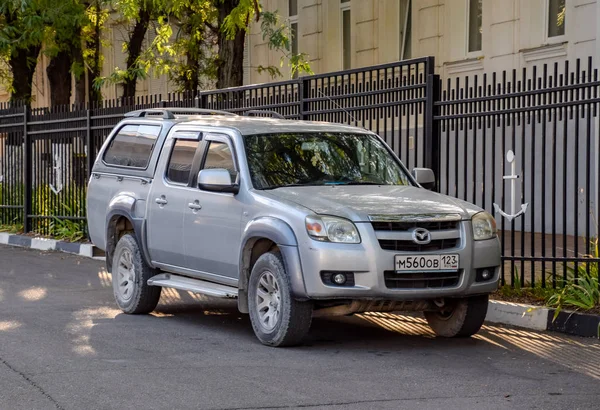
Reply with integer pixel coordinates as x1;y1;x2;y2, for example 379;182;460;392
433;298;445;308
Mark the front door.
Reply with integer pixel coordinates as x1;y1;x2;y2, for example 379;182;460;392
147;134;203;267
183;134;243;279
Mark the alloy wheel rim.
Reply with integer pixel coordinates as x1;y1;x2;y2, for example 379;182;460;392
116;249;135;301
255;271;281;332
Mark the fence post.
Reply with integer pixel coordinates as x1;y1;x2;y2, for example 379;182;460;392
195;92;208;109
86;108;93;178
425;72;441;192
22;105;32;233
299;78;309;120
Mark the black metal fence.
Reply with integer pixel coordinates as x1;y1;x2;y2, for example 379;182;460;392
436;57;600;288
1;55;599;288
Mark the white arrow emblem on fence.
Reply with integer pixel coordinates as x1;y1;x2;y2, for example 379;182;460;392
49;151;63;194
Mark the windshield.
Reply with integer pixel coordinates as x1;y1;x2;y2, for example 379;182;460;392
243;132;412;190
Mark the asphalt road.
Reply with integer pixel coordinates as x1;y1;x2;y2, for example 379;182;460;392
0;245;599;410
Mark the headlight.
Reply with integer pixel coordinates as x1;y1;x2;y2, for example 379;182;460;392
472;211;497;241
305;216;361;243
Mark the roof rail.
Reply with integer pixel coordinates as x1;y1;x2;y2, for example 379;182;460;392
243;110;285;120
124;108;237;119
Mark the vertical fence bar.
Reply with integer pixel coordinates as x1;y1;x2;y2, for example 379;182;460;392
22;105;31;233
426;73;441;190
86;108;93;177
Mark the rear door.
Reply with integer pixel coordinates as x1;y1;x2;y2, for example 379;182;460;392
183;133;243;279
146;130;203;267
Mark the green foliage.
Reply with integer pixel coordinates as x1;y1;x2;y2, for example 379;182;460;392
41;0;87;57
221;0;260;39
150;1;218;92
257;11;313;79
32;184;87;240
0;182;86;241
547;240;600;320
0;223;23;234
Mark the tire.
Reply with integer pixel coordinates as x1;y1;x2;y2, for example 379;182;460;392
248;251;313;347
112;233;161;314
424;294;489;338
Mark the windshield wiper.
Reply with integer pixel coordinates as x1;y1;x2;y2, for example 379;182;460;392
338;181;383;185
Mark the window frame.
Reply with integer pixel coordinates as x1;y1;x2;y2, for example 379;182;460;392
164;131;204;187
399;0;412;60
101;123;162;171
289;0;299;79
340;0;351;70
545;0;566;43
195;133;240;189
466;0;483;56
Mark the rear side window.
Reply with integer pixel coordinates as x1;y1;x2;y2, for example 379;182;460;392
166;139;201;184
103;124;161;168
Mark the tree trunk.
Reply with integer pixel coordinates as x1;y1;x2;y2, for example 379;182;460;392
73;29;86;106
8;46;42;104
184;49;200;93
47;50;73;107
216;0;246;89
123;6;152;100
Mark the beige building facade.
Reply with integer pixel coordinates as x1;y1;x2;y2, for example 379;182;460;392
2;0;598;106
246;0;600;84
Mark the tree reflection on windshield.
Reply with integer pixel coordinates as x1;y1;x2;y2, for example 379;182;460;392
243;132;412;190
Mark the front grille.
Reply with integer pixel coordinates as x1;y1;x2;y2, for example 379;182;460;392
378;238;459;252
371;220;460;232
384;270;461;289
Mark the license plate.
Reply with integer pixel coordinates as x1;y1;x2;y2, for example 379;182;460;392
395;254;459;272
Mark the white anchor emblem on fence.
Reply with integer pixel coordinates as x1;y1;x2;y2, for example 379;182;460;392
493;150;528;221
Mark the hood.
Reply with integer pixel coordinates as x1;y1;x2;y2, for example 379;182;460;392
263;185;482;221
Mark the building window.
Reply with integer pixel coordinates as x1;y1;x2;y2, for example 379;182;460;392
289;0;297;17
400;0;412;60
290;0;298;78
547;0;566;38
467;0;482;53
341;0;351;70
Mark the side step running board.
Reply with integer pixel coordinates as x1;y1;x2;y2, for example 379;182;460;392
148;273;238;299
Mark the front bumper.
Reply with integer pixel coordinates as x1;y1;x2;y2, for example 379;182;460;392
283;221;501;301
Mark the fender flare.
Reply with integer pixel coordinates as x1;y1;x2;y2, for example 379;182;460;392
105;195;153;272
237;217;307;313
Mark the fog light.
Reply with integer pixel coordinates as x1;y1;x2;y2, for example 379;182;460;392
333;273;347;285
476;267;496;282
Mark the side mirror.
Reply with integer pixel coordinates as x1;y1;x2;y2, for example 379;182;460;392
198;169;239;194
412;168;436;190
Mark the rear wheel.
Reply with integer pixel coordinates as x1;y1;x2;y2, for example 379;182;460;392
112;233;161;314
424;295;489;338
248;251;313;347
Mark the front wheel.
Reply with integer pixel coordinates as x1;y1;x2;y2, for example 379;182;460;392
248;251;313;347
424;295;489;338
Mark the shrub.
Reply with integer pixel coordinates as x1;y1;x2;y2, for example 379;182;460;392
547;239;600;320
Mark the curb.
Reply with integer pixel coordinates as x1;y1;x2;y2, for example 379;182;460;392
1;231;598;339
0;232;104;260
486;300;600;339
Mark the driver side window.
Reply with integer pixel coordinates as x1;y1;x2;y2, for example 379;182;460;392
203;141;237;181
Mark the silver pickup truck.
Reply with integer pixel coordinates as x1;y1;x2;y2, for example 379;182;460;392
86;108;501;347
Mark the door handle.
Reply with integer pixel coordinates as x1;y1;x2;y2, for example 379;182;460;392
188;200;202;211
155;196;168;205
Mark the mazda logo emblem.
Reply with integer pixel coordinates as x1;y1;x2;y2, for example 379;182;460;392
412;228;431;245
